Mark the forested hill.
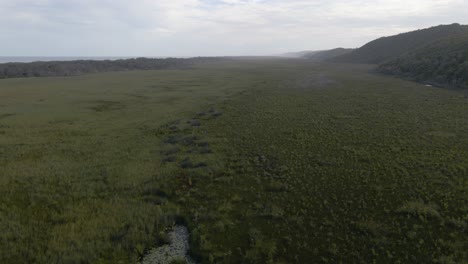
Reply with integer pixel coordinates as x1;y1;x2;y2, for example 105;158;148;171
0;57;220;79
378;33;468;89
331;23;468;64
304;48;353;61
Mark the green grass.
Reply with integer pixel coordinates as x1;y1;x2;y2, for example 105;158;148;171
0;64;262;263
1;59;467;263
158;61;467;263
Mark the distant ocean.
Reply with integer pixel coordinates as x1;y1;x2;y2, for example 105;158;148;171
0;57;141;63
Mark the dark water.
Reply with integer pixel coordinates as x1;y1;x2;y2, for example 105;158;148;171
0;57;137;63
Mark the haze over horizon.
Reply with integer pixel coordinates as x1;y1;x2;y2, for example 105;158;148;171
1;0;467;57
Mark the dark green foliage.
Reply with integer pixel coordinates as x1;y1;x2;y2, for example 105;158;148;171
170;258;188;264
378;34;468;89
0;57;221;79
332;23;468;64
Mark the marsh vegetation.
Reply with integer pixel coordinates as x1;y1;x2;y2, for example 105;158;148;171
0;59;467;263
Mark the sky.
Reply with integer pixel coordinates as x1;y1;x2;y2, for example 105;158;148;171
0;0;467;57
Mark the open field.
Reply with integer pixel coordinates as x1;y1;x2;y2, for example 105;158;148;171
0;63;260;263
1;59;467;263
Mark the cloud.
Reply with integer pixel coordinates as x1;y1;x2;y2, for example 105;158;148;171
0;0;467;56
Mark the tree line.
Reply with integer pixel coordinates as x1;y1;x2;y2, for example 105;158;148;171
0;57;221;79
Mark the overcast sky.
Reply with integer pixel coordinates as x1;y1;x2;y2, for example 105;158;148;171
1;0;467;57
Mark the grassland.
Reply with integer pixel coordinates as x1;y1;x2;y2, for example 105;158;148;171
1;59;467;263
0;64;261;263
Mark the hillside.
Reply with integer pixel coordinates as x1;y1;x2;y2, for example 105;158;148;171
331;23;468;64
304;48;353;61
278;50;319;58
378;33;468;89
